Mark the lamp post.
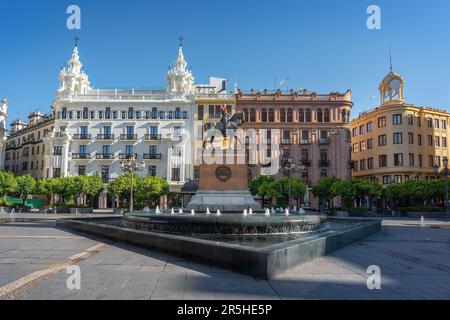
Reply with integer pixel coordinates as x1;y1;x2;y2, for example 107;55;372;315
281;157;306;209
120;154;145;213
433;157;449;216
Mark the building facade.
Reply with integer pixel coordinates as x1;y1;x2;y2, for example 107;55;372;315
351;70;450;184
236;89;353;208
48;44;196;208
4;111;55;179
0;98;9;169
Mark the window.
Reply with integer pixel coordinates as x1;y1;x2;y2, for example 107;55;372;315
360;159;366;170
408;133;414;144
443;137;447;148
352;143;358;153
359;125;365;135
78;165;86;176
418;134;422;146
98;111;104;119
121;111;126;119
394;175;403;183
126;126;134;135
103;126;111;135
261;109;267;122
53;146;62;156
434;119;440;128
394;153;403;166
101;166;109;183
323;109;330;122
429;155;434;167
175;108;181;119
353;161;358;172
407;114;414;125
149;145;157;155
150;108;156;119
250;109;256;122
360;141;366;151
378;117;386;128
409;153;415;166
105;107;111;119
436;156;441;167
442;120;447;130
379;155;387;168
79;145;87;154
317;109;323;123
435;136;440;147
417;117;421;127
53;168;61;178
280;109;286;122
198;106;204;120
378;135;387;146
393;132;403;144
367;122;373;132
367;158;374;169
393;114;402;125
268;109;274;122
171;168;180;182
382;175;392;185
320;149;328;161
83;108;89;119
128;108;134;119
367;139;373;149
428;135;433;146
113;111;118;119
148;165;156;177
125;145;133;155
62;108;67;119
427;118;433;128
418;155;423;167
159;111;165;119
305;109;311;122
299;109;304;122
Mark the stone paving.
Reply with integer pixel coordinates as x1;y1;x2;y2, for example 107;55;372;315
0;215;449;300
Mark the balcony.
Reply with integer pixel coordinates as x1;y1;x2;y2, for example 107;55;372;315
72;153;91;160
281;139;292;145
319;138;330;145
120;134;138;141
143;153;162;160
319;160;331;167
300;159;312;167
119;153;138;160
144;134;162;141
300;139;311;145
97;134;115;140
73;134;92;140
95;153;114;160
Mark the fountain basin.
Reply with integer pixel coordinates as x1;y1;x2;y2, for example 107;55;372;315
56;216;381;279
124;214;321;235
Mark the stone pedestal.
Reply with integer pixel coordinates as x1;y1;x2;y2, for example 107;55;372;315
186;151;261;212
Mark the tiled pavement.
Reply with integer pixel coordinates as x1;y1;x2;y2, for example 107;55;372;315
0;216;449;300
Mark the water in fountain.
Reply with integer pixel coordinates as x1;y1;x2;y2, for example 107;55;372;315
206;208;211;215
191;209;195;216
243;209;248;217
10;208;15;223
171;208;175;215
249;208;253;215
265;208;271;216
285;208;290;216
178;208;183;214
420;216;425;228
271;208;276;215
155;206;161;214
299;208;306;215
216;209;221;216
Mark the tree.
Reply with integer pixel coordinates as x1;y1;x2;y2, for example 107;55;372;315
334;179;358;209
108;173;141;209
354;179;382;208
0;171;18;200
250;175;275;207
85;175;104;207
34;179;53;206
15;175;36;205
289;177;307;207
139;176;169;207
265;180;282;207
312;176;340;209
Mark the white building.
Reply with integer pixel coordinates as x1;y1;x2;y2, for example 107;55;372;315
0;98;9;169
48;43;196;208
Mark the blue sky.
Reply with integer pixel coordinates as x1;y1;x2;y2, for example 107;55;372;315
1;0;449;124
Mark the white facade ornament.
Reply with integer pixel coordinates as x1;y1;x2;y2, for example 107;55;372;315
57;46;90;99
166;46;194;96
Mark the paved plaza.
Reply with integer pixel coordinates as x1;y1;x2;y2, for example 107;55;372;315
0;214;449;300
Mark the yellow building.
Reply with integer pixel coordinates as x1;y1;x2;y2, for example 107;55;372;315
351;69;450;185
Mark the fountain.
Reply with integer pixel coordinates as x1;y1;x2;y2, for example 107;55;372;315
216;209;221;216
271;208;276;215
299;208;306;215
178;208;183;215
420;216;425;228
171;208;175;215
265;208;271;216
191;209;195;216
243;209;248;217
249;208;253;215
155;206;161;214
285;208;290;216
206;208;211;215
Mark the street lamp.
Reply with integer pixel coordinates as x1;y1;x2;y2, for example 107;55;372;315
120;154;145;213
281;157;306;209
433;157;449;216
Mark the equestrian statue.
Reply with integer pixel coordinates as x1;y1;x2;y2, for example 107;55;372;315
202;106;245;149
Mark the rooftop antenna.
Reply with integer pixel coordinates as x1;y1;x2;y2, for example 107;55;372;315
389;45;393;71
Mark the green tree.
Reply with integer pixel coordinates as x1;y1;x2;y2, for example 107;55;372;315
312;176;340;208
354;179;382;209
334;179;358;209
108;173;141;209
85;174;104;207
265;180;282;207
250;175;275;207
15;175;36;205
139;176;169;207
0;171;18;200
289;177;307;207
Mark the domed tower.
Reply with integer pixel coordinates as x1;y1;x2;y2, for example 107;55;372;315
166;41;195;96
378;69;405;105
56;44;90;99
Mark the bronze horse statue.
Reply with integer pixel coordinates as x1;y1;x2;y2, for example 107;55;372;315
202;111;245;149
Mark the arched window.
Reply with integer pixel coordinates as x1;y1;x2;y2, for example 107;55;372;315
299;109;305;122
151;108;157;119
280;109;286;122
261;109;268;122
250;109;256;122
317;109;323;123
243;109;249;122
324;109;330;122
62;108;67;119
128;108;134;119
287;109;293;122
268;109;275;122
175;108;181;119
159;111;165;119
305;109;312;122
182;111;188;119
83;108;89;119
